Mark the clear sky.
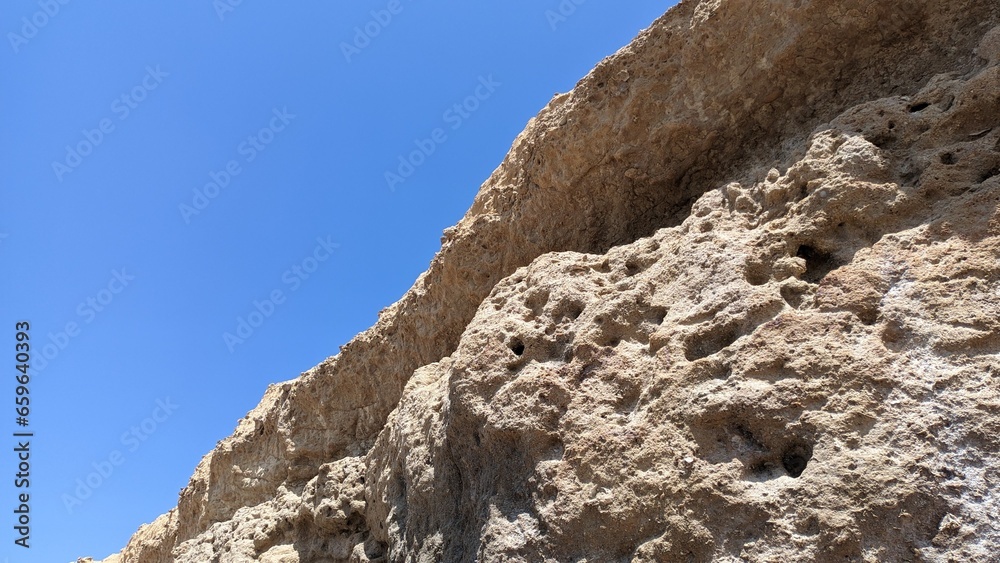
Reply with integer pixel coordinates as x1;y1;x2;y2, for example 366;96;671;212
0;1;673;561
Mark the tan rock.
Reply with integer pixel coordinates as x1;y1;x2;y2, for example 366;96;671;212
93;1;1000;561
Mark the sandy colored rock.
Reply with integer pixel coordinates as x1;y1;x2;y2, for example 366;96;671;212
91;1;1000;561
368;95;1000;560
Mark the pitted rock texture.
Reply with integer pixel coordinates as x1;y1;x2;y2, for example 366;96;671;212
95;1;1000;562
367;111;1000;561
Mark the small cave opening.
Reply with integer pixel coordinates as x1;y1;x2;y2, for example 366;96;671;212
796;244;841;283
781;442;814;478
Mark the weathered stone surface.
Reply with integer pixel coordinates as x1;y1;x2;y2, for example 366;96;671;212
94;1;1000;561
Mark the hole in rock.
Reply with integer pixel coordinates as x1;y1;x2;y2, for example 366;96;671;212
908;101;931;112
624;259;642;276
781;442;813;478
870;133;895;149
796;244;841;283
857;308;878;326
509;338;525;356
744;261;771;286
684;325;739;361
647;307;667;325
715;363;733;380
940;152;957;165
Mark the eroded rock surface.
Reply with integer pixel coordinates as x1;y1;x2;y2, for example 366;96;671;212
96;1;1000;561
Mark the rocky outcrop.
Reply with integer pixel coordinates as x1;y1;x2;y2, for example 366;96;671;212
97;1;1000;561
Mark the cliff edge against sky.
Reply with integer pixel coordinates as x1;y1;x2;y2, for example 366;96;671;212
94;1;1000;561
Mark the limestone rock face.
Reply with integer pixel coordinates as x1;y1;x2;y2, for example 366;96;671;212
97;1;1000;561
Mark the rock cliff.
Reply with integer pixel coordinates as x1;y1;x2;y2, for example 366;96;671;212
96;0;1000;561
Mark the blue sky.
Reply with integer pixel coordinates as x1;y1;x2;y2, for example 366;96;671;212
0;1;672;560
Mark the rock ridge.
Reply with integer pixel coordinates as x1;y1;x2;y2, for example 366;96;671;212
96;1;1000;561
